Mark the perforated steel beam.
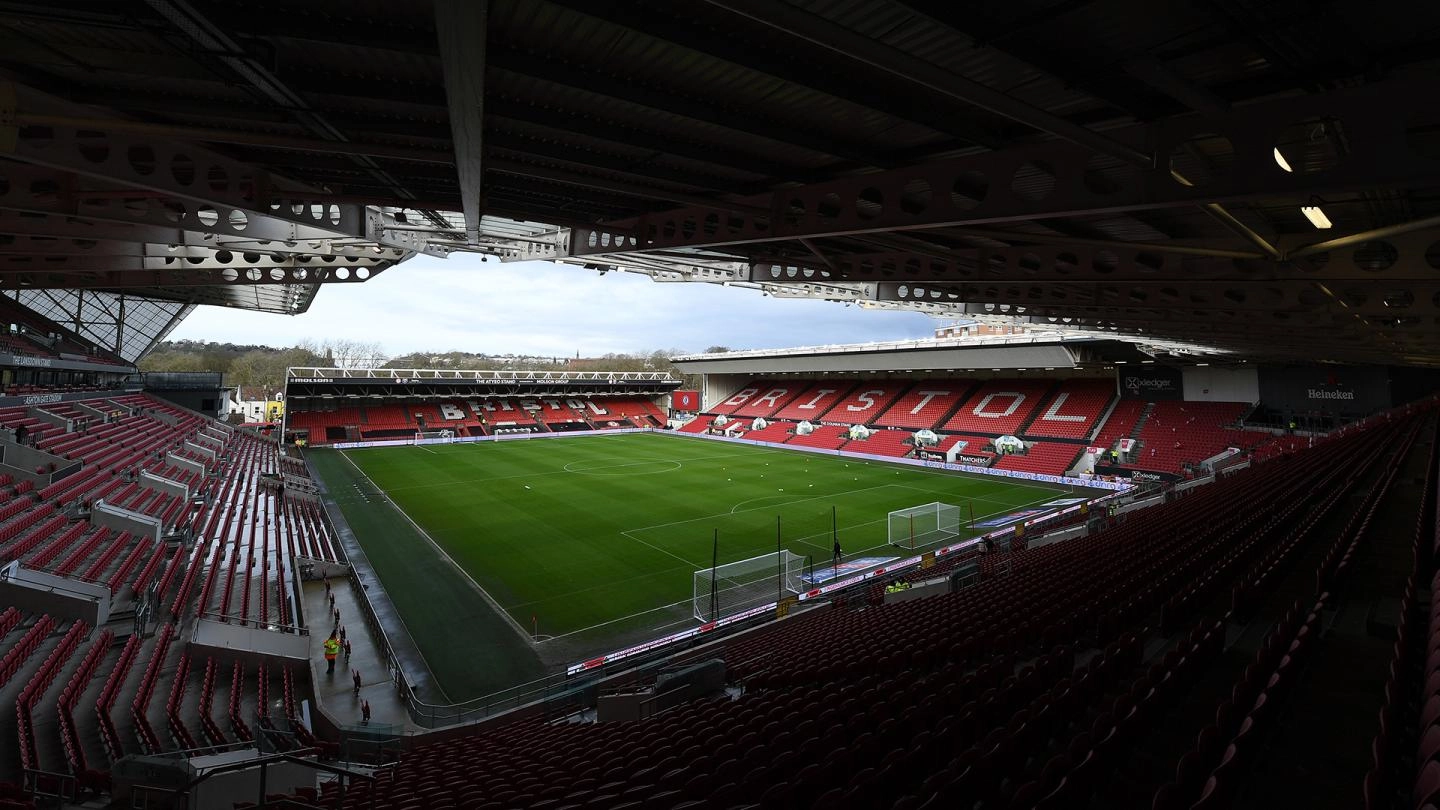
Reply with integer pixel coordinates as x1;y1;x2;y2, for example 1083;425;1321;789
543;0;1007;150
567;76;1439;255
0;83;448;257
748;226;1440;286
703;0;1149;166
0;263;387;289
434;0;487;243
877;278;1440;317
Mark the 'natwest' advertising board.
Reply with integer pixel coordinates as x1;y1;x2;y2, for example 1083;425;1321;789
1117;366;1183;400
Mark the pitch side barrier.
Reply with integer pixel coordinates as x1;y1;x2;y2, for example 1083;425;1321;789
564;432;1133;676
656;429;1131;492
329;426;650;449
332;427;1131;495
564;487;1124;675
323;426;1131;679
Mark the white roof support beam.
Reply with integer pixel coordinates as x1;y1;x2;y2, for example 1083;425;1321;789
435;0;489;245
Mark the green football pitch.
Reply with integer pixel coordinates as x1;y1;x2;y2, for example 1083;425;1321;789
306;432;1079;699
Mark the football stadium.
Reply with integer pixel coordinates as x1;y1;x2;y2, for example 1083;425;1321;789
0;2;1439;810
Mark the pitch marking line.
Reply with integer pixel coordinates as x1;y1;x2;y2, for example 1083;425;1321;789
363;448;768;494
618;528;707;569
520;487;1078;642
337;449;538;648
725;483;908;516
562;458;683;475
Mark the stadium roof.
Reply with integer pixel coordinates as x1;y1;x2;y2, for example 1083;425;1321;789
1;1;1438;364
671;333;1170;375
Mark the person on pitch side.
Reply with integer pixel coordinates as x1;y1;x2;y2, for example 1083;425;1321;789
322;634;340;674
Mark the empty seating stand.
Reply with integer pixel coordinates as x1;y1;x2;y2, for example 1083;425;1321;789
0;392;333;795
850;428;915;458
1023;379;1116;440
705;381;768;416
769;381;855;421
739;421;796;443
785;424;849;450
941;378;1056;435
825;382;909;427
1128;400;1256;474
872;380;972;430
993;441;1085;476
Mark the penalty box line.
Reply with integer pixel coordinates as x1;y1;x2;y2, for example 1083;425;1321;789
620;483;1068;567
535;488;1082;643
360;447;781;495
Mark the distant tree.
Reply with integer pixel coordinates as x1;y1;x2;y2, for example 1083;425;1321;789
139;352;211;373
703;346;732;354
321;339;387;369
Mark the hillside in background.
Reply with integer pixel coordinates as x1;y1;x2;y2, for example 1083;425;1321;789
140;340;705;393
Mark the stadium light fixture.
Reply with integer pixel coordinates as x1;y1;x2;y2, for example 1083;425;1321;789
1301;202;1332;229
1273;147;1293;173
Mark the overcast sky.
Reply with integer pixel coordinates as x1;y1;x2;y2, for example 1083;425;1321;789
169;254;939;357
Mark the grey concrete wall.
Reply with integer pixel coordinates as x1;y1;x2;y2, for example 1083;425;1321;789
4;439;66;470
0;441;80;486
166;451;205;477
184;440;217;460
74;402;110;422
27;406;70;430
147;409;180;426
0;565;110;625
139;470;188;499
189;617;310;662
883;577;948;604
92;499;162;540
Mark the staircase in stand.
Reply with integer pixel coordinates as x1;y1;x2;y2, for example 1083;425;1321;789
1087;395;1122;444
1131;402;1156;439
1011;379;1062;436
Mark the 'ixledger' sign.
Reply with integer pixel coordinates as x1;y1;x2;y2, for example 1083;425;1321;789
1118;366;1183;400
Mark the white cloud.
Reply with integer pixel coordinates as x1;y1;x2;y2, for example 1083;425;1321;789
170;256;938;356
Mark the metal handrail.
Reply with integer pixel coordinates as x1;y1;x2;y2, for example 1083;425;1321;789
193;611;309;634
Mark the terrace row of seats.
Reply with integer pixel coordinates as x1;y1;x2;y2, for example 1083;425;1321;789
0;403;333;788
992;442;1086;476
682;418;1082;474
292;396;670;443
1124;401;1259;475
686;419;1096;475
1404;426;1440;809
1135;414;1432;810
284;401;1425;810
710;378;1109;441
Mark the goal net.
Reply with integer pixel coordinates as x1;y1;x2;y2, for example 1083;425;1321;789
888;502;962;551
693;550;806;622
415;429;457;443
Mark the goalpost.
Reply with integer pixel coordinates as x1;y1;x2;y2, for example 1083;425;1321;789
693;550;806;622
887;502;962;552
414;429;457;443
